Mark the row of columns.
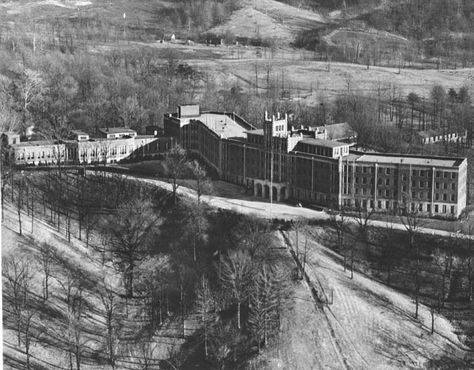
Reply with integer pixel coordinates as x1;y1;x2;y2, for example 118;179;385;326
253;180;287;202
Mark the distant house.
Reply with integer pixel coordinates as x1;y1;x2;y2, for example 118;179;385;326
70;130;90;141
98;127;137;139
417;129;467;145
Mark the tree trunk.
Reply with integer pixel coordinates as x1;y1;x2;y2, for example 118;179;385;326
350;245;354;279
18;206;22;236
237;301;241;330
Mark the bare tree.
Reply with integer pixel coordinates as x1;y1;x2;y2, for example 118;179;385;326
189;159;212;207
196;274;213;359
433;236;457;309
2;255;36;366
463;224;474;302
19;68;45;125
219;250;253;330
101;198;159;297
330;209;349;271
100;277;123;370
399;200;423;319
248;264;286;353
56;267;86;370
38;242;54;301
162;145;188;205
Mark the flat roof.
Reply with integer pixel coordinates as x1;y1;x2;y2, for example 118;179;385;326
71;130;88;135
356;153;464;168
98;127;136;134
198;113;248;139
299;138;349;148
417;129;467;138
246;129;263;135
12;140;67;147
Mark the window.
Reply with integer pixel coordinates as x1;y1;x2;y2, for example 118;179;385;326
451;206;455;214
370;200;374;208
443;183;448;190
436;171;441;178
386;201;390;209
412;180;416;187
363;188;367;195
402;174;407;181
420;170;425;177
435;193;440;201
419;204;423;212
363;177;367;184
451;194;456;202
363;167;367;173
385;189;390;197
362;200;367;208
443;194;447;201
444;172;448;178
355;188;359;195
435;205;439;213
443;205;447;213
419;181;424;188
427;204;431;213
386;179;390;185
412;191;416;199
356;177;360;184
451;173;456;179
412;170;417;176
386;168;391;175
378;178;382;185
378;201;382;209
451;183;455;190
402;185;407;192
436;182;440;189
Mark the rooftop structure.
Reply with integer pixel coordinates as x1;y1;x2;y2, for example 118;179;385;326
198;113;249;139
71;130;90;141
98;127;137;139
416;129;467;145
355;153;464;168
164;104;255;141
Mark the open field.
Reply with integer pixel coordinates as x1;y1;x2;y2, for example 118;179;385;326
93;39;474;105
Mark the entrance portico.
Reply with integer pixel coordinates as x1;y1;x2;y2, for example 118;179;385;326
253;179;288;202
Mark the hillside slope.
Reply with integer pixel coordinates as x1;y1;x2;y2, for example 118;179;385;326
275;230;471;369
209;0;328;43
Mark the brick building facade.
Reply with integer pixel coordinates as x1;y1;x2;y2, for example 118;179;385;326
164;105;468;218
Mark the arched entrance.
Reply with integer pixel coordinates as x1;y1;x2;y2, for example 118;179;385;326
263;185;270;199
272;186;278;201
280;187;287;200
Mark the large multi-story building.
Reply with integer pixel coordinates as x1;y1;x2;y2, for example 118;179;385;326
2;128;174;166
3;105;467;218
164;105;468;218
